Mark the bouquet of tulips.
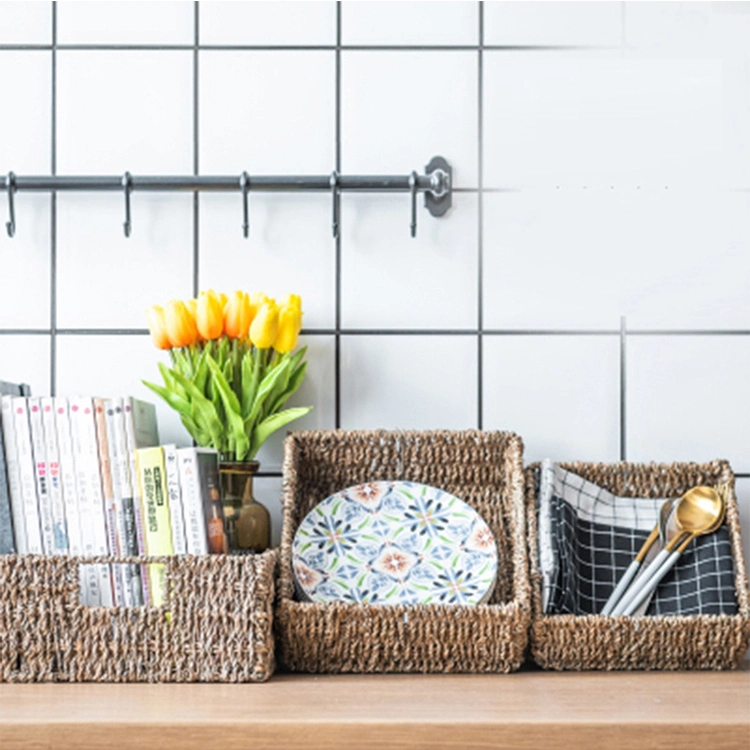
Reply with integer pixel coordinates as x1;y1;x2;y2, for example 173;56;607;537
144;290;310;462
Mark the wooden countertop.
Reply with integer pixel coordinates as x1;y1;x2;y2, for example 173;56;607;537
1;666;748;750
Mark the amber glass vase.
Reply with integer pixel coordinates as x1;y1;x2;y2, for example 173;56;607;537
219;460;271;552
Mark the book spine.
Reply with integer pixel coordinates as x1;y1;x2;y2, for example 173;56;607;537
176;448;208;555
94;398;125;607
198;451;227;554
54;397;88;605
41;397;69;554
11;397;43;554
163;445;187;555
105;397;142;606
0;397;22;553
0;418;15;553
27;398;55;553
69;397;112;607
135;447;173;607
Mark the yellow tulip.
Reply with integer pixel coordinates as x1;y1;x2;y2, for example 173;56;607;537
249;301;280;349
196;289;224;340
224;290;252;339
274;295;303;353
218;291;228;309
145;305;171;350
164;299;199;348
248;291;270;322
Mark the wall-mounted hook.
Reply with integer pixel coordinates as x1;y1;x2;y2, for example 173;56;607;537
240;171;250;238
5;171;16;238
330;170;339;238
409;170;418;238
121;171;133;237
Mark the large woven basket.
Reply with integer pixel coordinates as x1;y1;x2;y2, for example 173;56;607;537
0;550;276;682
525;460;750;670
277;429;530;673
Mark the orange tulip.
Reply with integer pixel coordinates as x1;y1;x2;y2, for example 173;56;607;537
274;294;303;353
196;289;224;340
218;291;228;310
145;305;171;350
164;299;199;348
249;300;280;349
224;290;252;339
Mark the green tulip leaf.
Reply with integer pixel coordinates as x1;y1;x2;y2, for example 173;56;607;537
241;350;261;418
206;356;250;460
169;368;225;448
269;360;307;415
245;357;292;430
252;406;311;454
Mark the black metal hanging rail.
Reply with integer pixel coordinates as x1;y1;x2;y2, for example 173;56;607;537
1;156;452;239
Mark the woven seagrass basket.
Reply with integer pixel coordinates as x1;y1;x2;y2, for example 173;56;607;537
0;550;276;682
276;429;530;673
525;460;750;670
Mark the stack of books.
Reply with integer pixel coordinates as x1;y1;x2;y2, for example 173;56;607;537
0;380;228;607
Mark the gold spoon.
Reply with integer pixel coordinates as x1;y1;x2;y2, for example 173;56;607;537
600;498;674;615
613;486;726;616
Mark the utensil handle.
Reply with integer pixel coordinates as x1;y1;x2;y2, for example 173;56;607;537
621;550;680;616
601;560;641;615
611;548;670;615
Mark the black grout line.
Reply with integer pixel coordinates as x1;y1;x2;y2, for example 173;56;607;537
192;1;199;299
49;1;57;397
620;316;627;461
334;1;342;429
477;0;484;430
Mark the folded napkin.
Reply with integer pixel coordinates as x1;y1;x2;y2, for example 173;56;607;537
537;460;738;616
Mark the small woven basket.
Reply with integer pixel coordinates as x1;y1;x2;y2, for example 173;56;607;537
276;429;530;674
0;550;276;682
525;460;750;670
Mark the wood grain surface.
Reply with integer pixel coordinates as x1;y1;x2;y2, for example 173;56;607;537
0;665;748;750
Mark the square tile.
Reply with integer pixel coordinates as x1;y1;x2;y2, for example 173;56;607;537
340;335;478;429
0;335;50;395
200;1;336;46
255;335;336;472
57;51;193;174
0;194;50;329
340;192;477;329
341;51;478;187
0;52;51;173
483;335;621;463
484;1;622;47
627;336;750;472
0;1;52;44
57;1;194;45
55;334;191;447
56;193;193;329
483;52;723;188
199;51;335;174
735;478;750;577
255;476;283;548
198;192;335;329
342;1;477;45
482;190;750;331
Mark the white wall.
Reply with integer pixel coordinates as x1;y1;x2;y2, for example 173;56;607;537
0;1;748;558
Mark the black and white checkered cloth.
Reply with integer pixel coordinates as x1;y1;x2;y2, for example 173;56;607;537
537;461;738;616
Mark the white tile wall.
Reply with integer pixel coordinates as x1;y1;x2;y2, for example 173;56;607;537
56;1;194;45
341;1;478;45
57;50;193;174
627;336;750;472
341;335;477;430
0;335;50;395
341;50;478;187
255;476;283;547
200;1;336;46
0;1;51;45
340;192;478;329
483;335;621;463
199;50;335;174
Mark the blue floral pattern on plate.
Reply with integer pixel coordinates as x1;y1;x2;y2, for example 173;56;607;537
292;480;498;606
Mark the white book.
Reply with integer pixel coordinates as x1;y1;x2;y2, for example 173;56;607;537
104;397;142;606
68;396;113;607
10;397;43;554
27;398;55;553
122;398;159;605
163;444;187;555
54;397;90;605
176;447;208;555
40;397;69;554
1;396;28;553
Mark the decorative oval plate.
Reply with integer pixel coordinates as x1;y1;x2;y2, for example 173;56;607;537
292;481;498;606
